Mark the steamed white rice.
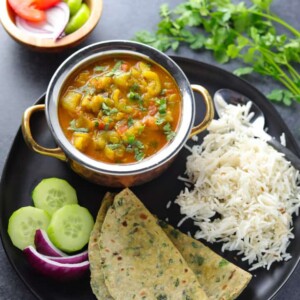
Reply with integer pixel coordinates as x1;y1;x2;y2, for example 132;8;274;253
175;100;300;270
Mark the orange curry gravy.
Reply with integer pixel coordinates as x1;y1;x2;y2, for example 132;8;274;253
58;55;181;163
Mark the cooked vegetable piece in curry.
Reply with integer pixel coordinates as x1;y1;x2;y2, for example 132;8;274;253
58;55;181;163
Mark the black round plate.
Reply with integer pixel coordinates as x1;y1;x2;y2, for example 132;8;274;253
1;56;300;300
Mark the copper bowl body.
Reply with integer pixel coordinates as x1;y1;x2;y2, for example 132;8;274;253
22;40;214;187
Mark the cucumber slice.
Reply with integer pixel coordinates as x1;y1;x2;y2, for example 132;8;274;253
8;206;51;250
47;204;94;253
32;178;78;216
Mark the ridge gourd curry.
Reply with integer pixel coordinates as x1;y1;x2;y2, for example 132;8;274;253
58;55;181;164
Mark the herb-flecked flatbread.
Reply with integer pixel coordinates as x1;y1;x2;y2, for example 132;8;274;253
88;192;114;300
158;221;252;300
89;189;251;299
99;188;208;300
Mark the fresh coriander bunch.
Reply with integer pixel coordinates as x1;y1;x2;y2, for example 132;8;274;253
135;0;300;105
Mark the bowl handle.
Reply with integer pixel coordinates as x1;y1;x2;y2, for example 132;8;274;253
190;84;215;137
22;104;67;161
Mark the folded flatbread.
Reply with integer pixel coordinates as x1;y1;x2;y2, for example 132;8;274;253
89;189;251;300
99;188;208;299
88;192;114;300
158;221;252;299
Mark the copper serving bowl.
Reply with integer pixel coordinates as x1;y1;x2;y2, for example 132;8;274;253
22;40;214;187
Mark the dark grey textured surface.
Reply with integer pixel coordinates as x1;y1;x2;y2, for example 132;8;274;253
0;0;299;299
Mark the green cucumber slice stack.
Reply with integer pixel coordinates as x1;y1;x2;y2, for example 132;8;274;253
32;177;78;216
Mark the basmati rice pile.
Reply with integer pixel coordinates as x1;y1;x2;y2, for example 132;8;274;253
175;100;300;271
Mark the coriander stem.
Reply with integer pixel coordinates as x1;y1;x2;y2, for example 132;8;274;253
233;29;300;96
257;46;300;81
249;11;300;37
259;47;300;92
286;64;300;81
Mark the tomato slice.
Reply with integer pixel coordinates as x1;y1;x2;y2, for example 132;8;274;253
8;0;46;22
34;0;61;10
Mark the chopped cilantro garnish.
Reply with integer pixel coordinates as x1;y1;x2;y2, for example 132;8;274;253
163;122;175;141
93;65;108;73
127;117;134;127
155;116;165;125
102;103;118;116
105;60;123;77
157;98;167;114
128;91;142;101
125;139;145;161
80;85;96;96
68;119;89;133
127;135;135;144
130;83;140;92
107;144;121;150
134;148;145;161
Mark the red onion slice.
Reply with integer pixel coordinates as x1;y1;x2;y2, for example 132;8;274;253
48;250;88;264
15;2;70;40
24;246;89;280
34;229;67;257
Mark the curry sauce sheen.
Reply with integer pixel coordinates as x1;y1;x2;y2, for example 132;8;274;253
58;55;181;163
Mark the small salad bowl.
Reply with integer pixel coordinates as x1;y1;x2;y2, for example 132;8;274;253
0;0;103;52
22;40;214;187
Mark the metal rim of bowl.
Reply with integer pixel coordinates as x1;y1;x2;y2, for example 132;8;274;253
45;40;195;175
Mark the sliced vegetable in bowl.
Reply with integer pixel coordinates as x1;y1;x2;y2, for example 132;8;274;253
15;2;70;40
1;0;103;51
9;0;91;40
65;2;90;34
7;0;61;22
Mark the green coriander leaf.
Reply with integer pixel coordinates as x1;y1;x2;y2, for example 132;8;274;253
214;49;229;64
93;66;108;73
156;116;165;125
190;33;206;49
134;148;145;161
233;66;254;76
106;60;123;77
80;85;96;96
171;40;180;51
282;90;294;106
68;119;89;133
130;83;140;92
128;91;142;101
128;117;134;127
163;122;175;141
160;4;170;18
107;144;121;150
227;44;240;59
251;0;273;11
267;89;283;102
